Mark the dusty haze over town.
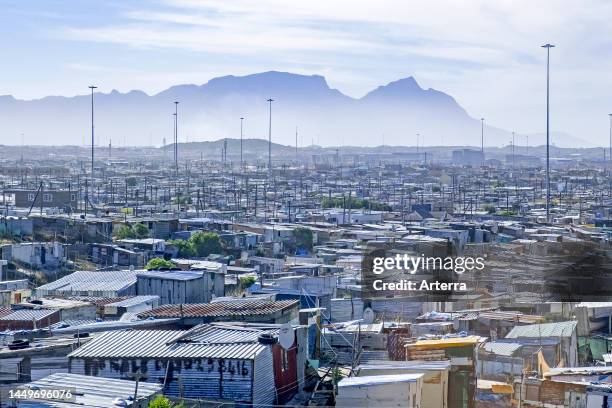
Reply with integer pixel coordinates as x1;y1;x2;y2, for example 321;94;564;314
1;0;612;147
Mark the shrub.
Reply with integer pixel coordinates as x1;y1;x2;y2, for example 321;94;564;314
239;275;256;289
149;395;184;408
115;225;136;239
483;204;496;214
293;227;313;250
189;231;222;257
145;258;175;270
133;223;150;238
169;239;196;258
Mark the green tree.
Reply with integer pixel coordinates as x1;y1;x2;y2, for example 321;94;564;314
145;257;175;270
115;225;136;239
498;210;517;217
133;223;150;238
148;395;184;408
173;196;191;204
126;177;137;187
169;239;196;258
239;275;256;289
483;204;496;214
321;196;391;212
189;231;222;257
293;227;313;250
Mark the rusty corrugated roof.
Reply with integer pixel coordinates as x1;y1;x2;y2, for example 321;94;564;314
138;299;299;319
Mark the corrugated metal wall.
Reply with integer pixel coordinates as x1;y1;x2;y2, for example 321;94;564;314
137;276;208;304
70;356;260;403
253;346;276;406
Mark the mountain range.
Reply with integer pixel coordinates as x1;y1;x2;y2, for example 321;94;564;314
0;71;590;148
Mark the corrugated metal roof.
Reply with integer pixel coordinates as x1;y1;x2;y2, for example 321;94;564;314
36;270;138;293
0;308;13;318
477;311;544;324
48;318;181;335
69;327;268;360
16;372;161;407
505;321;577;339
136;270;204;281
481;342;522;356
339;373;424;387
0;308;57;321
175;323;279;344
105;295;159;307
190;260;224;272
407;335;483;349
69;330;180;358
68;296;130;306
138;299;299;319
544;366;612;376
357;360;451;371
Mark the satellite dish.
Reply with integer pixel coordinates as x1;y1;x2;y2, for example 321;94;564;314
278;323;295;350
363;307;375;324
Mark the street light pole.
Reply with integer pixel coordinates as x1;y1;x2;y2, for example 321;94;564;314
267;98;274;172
481;118;485;165
608;113;611;162
240;117;244;169
172;113;177;173
542;43;555;223
174;101;179;176
88;85;97;203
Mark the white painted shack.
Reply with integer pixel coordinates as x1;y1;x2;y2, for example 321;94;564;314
68;326;275;405
356;360;450;408
336;373;423;408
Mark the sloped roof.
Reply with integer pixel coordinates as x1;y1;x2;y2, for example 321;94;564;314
69;325;271;360
138;299;299;319
505;321;577;339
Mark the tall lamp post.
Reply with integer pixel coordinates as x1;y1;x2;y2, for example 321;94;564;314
481;118;485;165
608;113;611;163
542;43;555;223
174;101;179;176
240;117;244;168
88;85;97;203
267;98;274;172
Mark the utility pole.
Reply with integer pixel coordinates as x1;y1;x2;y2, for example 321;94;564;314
267;98;274;173
174;101;179;176
608;113;611;163
223;138;228;167
542;43;555;223
480;118;485;165
295;126;299;161
512;131;515;170
240;117;244;168
129;372;146;403
88;85;97;203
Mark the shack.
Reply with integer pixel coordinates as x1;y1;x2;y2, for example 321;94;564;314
68;326;280;405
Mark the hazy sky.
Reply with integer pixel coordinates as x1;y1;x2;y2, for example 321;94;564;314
1;0;612;146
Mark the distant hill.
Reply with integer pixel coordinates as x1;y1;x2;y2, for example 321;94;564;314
0;71;587;147
168;138;293;155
